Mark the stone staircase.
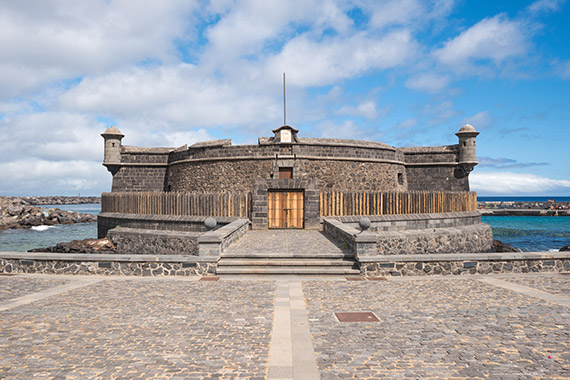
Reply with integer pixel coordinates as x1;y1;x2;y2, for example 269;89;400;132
216;230;360;275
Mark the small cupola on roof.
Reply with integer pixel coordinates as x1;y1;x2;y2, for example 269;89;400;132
272;125;299;144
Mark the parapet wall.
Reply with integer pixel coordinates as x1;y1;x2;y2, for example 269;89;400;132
401;146;469;191
107;136;470;193
323;212;493;257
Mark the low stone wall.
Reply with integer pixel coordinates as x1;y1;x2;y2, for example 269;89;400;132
97;213;237;238
359;252;570;276
377;224;493;255
336;211;482;232
324;213;493;256
107;228;200;255
198;218;250;258
323;218;356;253
0;253;216;276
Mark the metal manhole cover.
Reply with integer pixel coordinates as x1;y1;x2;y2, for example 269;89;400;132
346;277;365;281
368;276;387;281
200;276;220;281
335;312;380;322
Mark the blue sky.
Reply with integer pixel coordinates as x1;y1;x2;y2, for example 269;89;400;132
0;0;569;196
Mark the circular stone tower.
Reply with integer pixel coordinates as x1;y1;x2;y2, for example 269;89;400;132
456;124;479;174
101;126;124;174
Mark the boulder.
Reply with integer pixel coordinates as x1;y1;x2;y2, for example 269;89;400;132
560;244;570;252
492;240;522;253
29;238;116;254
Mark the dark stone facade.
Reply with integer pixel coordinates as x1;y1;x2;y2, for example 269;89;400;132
102;125;480;229
106;134;473;195
169;159;273;192
361;257;570;276
0;257;215;276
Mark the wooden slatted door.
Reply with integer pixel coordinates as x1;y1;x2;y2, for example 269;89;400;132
268;191;304;229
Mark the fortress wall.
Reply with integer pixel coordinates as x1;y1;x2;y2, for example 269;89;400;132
405;165;469;192
170;144;287;162
296;160;406;192
401;145;459;163
168;159;274;192
292;144;399;161
110;148;171;192
167;158;406;193
400;146;468;191
111;166;169;192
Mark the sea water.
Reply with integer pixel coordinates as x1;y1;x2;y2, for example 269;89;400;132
482;216;570;252
0;204;100;252
1;200;569;252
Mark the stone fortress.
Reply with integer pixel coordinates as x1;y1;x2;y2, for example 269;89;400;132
95;123;496;275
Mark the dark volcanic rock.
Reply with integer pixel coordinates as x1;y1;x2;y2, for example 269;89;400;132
560;244;570;252
492;240;522;253
1;196;96;231
29;238;116;254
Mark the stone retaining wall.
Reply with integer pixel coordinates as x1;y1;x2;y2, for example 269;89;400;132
97;213;237;238
0;253;216;276
359;252;570;276
324;213;493;256
377;224;493;255
107;228;200;255
336;211;482;232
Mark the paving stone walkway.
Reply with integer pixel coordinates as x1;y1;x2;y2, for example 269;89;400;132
0;273;569;379
222;230;349;257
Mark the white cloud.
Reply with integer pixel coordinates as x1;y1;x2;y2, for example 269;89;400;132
470;171;570;195
58;65;280;130
405;73;451;93
397;118;416;129
312;120;367;140
0;0;197;99
528;0;566;13
0;159;109;196
434;15;528;75
337;101;379;120
368;0;425;29
461;111;492;130
422;100;461;125
0;111;104;163
264;30;416;87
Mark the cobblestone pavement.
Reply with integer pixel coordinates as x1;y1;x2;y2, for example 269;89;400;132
0;276;69;302
223;230;348;256
498;274;570;297
1;273;570;379
1;277;275;379
303;275;570;379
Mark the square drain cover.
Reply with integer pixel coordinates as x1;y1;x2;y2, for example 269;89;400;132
335;312;379;322
200;276;220;281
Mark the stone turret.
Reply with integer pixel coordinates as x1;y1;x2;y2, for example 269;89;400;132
456;124;479;173
101;126;124;173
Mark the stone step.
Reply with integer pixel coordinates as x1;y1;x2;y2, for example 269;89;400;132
218;258;356;267
216;266;361;275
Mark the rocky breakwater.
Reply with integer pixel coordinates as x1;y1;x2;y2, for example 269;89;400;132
19;195;100;205
479;200;570;216
0;196;96;231
28;238;116;254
